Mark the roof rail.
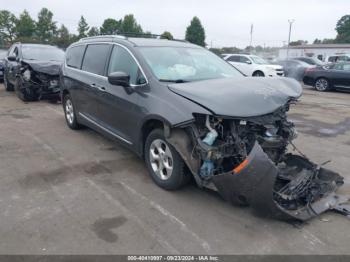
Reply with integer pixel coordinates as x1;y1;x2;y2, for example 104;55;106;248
79;35;126;42
79;33;187;43
119;32;187;42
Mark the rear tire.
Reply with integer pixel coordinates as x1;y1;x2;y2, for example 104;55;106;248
145;129;190;190
15;77;39;102
63;93;81;130
4;75;14;91
314;78;330;92
253;71;265;77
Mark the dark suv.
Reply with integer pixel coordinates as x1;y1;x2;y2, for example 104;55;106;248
60;35;345;221
4;43;65;101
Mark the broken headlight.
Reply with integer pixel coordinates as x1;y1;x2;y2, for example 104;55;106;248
50;79;59;87
22;69;31;81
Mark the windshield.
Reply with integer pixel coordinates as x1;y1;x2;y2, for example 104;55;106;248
22;46;65;61
250;56;268;65
138;47;242;82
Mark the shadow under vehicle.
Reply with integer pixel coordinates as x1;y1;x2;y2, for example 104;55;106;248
3;43;65;101
60;35;350;221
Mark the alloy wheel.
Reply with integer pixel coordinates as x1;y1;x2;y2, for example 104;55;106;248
315;79;328;91
65;99;74;125
149;139;174;180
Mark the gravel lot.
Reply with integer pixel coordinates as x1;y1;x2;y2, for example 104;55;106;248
0;84;349;255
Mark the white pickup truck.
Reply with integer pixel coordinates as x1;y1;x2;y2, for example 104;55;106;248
222;54;284;77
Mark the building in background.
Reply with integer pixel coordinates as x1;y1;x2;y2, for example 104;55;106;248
278;44;350;62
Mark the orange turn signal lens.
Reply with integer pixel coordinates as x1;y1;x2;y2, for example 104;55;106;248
232;159;249;174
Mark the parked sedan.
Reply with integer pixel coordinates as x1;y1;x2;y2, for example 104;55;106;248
275;59;313;81
4;43;65;101
303;62;350;91
0;49;7;82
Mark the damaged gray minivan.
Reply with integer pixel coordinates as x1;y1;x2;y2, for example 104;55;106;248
60;35;349;221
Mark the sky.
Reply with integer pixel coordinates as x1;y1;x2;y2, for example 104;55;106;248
2;0;348;48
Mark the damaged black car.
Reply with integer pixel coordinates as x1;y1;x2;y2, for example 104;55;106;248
61;36;349;221
4;43;64;101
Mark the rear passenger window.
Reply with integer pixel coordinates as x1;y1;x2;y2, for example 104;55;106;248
108;45;146;85
81;44;110;75
227;56;240;62
66;45;86;69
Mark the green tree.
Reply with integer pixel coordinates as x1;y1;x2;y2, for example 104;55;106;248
322;38;334;44
160;31;173;40
120;14;142;34
36;8;57;42
100;18;120;35
335;15;350;43
53;24;72;48
313;38;321;44
185;16;205;47
77;16;89;38
88;26;99;36
0;10;17;43
289;40;308;46
15;10;36;40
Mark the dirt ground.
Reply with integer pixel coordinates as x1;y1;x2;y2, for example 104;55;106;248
0;84;349;254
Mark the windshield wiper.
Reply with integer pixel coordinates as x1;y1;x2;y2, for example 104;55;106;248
159;79;189;83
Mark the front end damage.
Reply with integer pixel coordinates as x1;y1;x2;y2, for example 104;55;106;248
18;61;61;100
166;102;349;221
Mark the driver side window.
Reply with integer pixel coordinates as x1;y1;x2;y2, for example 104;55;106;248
108;45;146;85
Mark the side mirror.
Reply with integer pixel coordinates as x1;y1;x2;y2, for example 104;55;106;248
108;71;130;87
7;55;16;62
246;60;252;64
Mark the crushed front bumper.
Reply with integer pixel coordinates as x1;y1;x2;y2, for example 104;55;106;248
22;80;60;99
212;142;349;221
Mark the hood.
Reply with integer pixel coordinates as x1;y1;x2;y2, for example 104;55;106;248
22;59;62;75
168;77;302;117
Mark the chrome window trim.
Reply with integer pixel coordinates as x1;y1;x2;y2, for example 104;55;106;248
65;41;148;87
78;112;132;145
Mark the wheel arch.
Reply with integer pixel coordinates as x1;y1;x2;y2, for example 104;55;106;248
139;117;167;158
252;70;265;76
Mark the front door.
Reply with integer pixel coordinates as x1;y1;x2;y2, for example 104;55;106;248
97;44;147;144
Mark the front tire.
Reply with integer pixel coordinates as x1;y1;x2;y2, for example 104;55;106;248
15;77;39;102
4;75;14;91
314;78;330;92
63;93;81;130
145;129;190;190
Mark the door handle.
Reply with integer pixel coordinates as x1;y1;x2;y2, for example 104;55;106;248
90;83;106;91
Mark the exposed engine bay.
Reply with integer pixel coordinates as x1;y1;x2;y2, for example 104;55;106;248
166;100;350;221
18;60;61;101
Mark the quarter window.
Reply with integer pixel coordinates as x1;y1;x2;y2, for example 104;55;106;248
108;45;146;85
81;44;110;75
66;45;86;69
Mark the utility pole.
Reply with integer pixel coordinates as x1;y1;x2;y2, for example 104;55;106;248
249;24;253;54
286;19;295;59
